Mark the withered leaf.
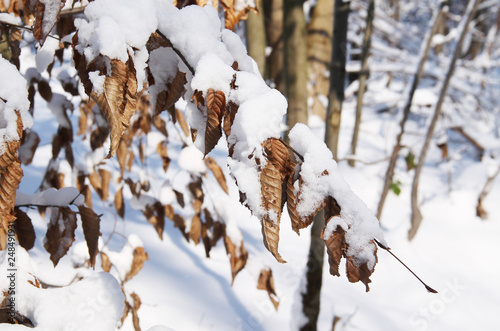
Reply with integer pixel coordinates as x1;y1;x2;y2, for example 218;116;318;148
172;214;189;241
345;247;377;292
220;0;258;30
156;140;171;172
224;234;248;283
189;214;201;245
44;207;78;266
143;201;165;240
0;113;23;238
37;80;52;102
78;205;101;268
205;89;226;156
321;219;345;277
173;189;185;208
124;246;149;282
33;0;65;46
90;56;138;158
114;186;125;218
223;101;238;137
19;129;40;166
205;157;228;194
98;168;111;201
101;251;111;272
155;70;187;118
14;208;35;251
257;268;279;310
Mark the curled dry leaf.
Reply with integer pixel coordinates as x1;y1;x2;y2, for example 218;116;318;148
220;0;258;30
257;268;279;310
223;101;238;137
224;234;248;284
205;89;226;155
101;251;112;272
321;220;345;277
114;186;125;218
44;207;78;266
0;113;23;241
345;246;377;292
205;157;228;194
78;205;101;268
91;57;138;158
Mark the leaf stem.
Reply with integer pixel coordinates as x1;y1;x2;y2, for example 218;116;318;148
374;239;438;293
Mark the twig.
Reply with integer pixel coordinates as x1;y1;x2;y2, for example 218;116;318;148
374;239;438;293
156;30;195;75
0;20;63;42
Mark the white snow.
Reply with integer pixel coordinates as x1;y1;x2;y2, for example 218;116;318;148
35;37;59;73
178;145;207;175
101;234;144;282
15;187;85;207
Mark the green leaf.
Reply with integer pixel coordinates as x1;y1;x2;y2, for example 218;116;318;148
405;151;416;171
390;181;402;196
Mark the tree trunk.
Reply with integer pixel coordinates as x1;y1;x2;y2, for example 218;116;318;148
325;0;351;160
307;0;334;120
377;1;448;220
246;0;266;77
409;0;479;241
284;0;308;133
476;165;500;219
348;0;375;167
264;0;284;94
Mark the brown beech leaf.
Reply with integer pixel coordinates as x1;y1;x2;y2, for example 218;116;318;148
18;129;40;166
205;157;229;194
99;168;111;201
44;207;77;266
176;108;190;138
223;101;238;137
116;139;128;176
37;80;52;102
224;234;248;283
130;292;142;330
189;214;201;245
220;0;258;30
172;213;189;241
101;252;111;272
90;56;138;158
143;201;165;240
261;216;284;263
173;189;185;208
321;219;345;277
345;245;377;292
155;70;187;118
14;208;35;251
33;0;66;46
205;89;226;156
114;186;125;218
78;205;101;268
286;165;301;234
124;246;149;282
0;113;23;237
157;141;171;172
257;268;279;310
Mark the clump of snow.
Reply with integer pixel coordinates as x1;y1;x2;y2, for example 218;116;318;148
159;181;176;205
101;234;144;281
0;248;125;330
0;12;19;25
35;37;60;73
15;187;85;207
178;145;207;175
148;47;180;109
289;124;386;268
0;58;32;155
88;71;105;94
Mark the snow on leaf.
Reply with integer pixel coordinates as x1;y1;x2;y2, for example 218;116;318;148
33;0;66;46
44;207;78;266
205;89;226;156
346;244;377;292
78;205;101;268
256;267;279;310
124;246;149;283
204;157;229;194
321;218;345;277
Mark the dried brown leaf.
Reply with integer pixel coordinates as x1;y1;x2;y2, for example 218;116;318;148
44;207;77;266
157;141;171;172
0;113;23;237
124;247;149;282
176;108;190;138
33;0;65;45
173;189;185;208
114;186;125;218
19;129;40;166
101;252;111;272
321;219;345;277
205;89;226;155
37;80;52;102
78;205;101;268
224;234;248;283
345;246;377;292
143;201;165;240
98;168;111;201
205;157;228;194
189;214;201;245
223;101;238;137
155;70;187;117
14;208;35;251
89;56;138;158
257;268;279;310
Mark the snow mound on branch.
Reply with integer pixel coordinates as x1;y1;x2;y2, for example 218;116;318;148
0;58;32;155
289;124;386;267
